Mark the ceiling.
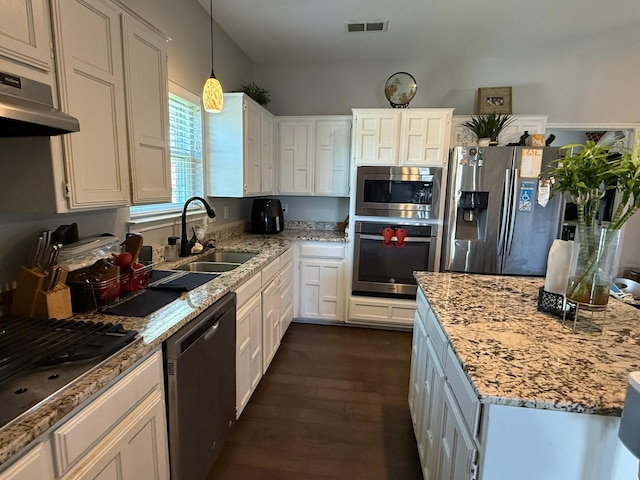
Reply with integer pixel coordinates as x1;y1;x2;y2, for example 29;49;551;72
199;0;640;64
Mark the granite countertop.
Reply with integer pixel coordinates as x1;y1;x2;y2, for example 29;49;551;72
0;228;346;466
414;272;640;416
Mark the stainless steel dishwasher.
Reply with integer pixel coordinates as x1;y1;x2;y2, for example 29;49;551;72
164;292;236;480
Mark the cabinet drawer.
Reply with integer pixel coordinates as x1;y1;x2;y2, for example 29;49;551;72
299;243;345;259
235;272;262;307
261;258;280;287
279;246;294;266
53;350;163;473
424;307;448;365
444;345;480;437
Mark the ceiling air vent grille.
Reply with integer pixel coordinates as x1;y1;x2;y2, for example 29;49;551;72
345;20;388;33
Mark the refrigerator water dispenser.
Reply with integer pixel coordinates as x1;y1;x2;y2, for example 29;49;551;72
456;191;489;240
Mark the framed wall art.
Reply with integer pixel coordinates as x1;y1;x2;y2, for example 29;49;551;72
476;86;512;115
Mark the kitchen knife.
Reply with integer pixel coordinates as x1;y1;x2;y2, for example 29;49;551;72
28;234;44;270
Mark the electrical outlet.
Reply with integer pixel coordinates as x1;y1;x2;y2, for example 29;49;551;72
282;203;288;214
223;206;229;219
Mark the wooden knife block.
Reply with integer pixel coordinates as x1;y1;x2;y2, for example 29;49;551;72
11;266;72;320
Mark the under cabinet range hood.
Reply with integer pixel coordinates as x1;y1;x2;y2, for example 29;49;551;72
0;71;80;137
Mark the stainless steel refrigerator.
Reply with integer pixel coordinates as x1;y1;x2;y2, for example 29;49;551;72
442;146;565;275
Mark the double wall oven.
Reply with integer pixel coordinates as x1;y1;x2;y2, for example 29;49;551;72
353;166;443;299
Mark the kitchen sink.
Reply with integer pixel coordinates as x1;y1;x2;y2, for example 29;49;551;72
196;251;258;263
174;262;241;273
173;251;258;274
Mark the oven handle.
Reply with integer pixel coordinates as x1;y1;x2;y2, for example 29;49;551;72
358;234;432;243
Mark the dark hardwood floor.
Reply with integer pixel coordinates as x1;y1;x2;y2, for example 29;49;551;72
206;322;422;480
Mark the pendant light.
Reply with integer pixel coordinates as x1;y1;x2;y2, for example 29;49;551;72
203;0;223;112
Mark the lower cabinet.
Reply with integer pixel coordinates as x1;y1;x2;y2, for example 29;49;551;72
296;242;346;322
234;246;294;417
0;350;169;480
348;295;415;327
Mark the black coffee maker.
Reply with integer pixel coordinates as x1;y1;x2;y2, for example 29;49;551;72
250;198;284;234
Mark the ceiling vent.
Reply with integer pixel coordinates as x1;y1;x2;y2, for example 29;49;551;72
345;20;389;33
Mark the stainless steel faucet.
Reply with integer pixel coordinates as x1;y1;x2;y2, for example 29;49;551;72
180;196;216;257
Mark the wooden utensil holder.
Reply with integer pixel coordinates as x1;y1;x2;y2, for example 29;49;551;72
11;266;72;320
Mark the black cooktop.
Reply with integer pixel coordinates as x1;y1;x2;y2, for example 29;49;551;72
0;315;137;428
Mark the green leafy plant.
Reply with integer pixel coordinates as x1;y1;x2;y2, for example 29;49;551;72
240;81;271;107
461;113;515;140
546;141;640;304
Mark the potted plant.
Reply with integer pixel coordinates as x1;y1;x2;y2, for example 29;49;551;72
546;140;640;306
240;81;271;107
461;113;514;145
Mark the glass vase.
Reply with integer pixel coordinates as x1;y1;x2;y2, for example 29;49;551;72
566;227;621;307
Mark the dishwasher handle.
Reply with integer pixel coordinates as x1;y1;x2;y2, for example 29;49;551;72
203;321;220;341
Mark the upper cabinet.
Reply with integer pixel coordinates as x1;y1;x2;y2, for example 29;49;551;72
450;114;548;147
51;0;170;209
352;109;453;167
207;93;275;198
0;0;51;71
276;116;351;197
122;15;171;204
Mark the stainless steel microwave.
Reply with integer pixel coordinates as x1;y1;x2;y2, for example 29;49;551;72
355;166;443;219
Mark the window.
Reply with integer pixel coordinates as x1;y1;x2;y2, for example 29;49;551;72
130;82;204;217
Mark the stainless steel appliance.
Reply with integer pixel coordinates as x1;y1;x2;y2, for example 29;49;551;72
164;292;236;480
352;221;436;298
0;315;137;428
355;166;443;219
0;70;80;136
443;146;565;275
250;198;284;234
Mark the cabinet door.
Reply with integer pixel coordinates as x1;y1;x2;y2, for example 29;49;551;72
278;262;294;337
353;111;400;165
437;384;477;480
261;280;280;374
422;337;445;480
314;118;351;196
244;99;262;196
236;293;262;418
0;440;54;480
298;259;345;321
278;119;314;195
400;110;452;166
0;0;51;71
499;115;548;146
122;15;171;205
260;111;275;195
52;0;130;209
61;390;169;480
409;312;427;435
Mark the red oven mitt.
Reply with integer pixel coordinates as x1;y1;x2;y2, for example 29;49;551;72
395;227;407;248
382;227;394;247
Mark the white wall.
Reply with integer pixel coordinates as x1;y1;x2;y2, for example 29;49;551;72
255;53;640;122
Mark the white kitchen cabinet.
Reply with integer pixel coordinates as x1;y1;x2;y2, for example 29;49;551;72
60;390;168;480
0;440;54;480
207;93;274;198
51;0;170;209
122;14;171;204
234;273;263;418
262;247;294;374
296;242;346;322
276;116;351;197
352;109;453;167
450;114;548;148
347;296;415;327
51;0;130;208
261;111;275;194
52;350;169;478
0;0;51;71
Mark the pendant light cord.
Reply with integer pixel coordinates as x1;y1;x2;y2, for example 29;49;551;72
209;0;215;76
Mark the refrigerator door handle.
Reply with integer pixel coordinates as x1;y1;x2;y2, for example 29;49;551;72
506;168;519;255
497;168;511;256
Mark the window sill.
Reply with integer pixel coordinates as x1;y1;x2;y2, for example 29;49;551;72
127;209;207;230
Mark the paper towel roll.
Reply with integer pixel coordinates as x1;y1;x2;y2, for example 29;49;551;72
544;239;573;295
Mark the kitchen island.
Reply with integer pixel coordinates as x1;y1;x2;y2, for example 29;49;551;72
0;227;346;470
411;272;640;480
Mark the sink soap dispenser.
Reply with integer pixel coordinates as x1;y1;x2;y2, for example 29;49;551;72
165;236;179;262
